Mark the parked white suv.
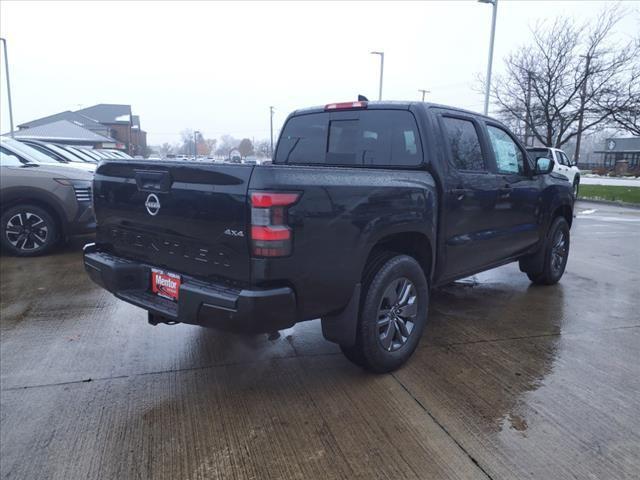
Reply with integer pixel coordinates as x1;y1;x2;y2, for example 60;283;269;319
527;147;580;196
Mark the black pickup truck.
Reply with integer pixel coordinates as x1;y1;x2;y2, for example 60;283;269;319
84;101;574;372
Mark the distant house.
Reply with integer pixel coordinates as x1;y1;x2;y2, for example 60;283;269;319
76;104;147;156
16;104;147;155
594;137;640;169
11;120;117;148
17;111;111;138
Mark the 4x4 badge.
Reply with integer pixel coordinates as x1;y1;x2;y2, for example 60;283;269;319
145;193;161;216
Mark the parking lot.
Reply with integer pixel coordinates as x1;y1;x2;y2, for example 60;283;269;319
1;201;638;480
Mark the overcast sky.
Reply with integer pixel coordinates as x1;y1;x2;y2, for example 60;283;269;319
1;1;638;145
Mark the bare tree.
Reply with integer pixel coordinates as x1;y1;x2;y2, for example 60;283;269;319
600;51;640;136
609;100;640;136
237;138;254;158
204;138;217;155
254;139;271;158
215;135;239;156
491;6;639;162
158;142;174;157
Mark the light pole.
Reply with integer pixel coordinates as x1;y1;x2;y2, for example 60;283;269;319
269;106;274;158
418;89;430;102
370;51;384;101
193;130;200;158
0;38;15;137
479;0;498;115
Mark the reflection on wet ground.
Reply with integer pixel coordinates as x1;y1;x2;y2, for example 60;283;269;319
1;202;639;479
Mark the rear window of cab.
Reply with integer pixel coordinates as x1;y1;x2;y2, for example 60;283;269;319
275;110;423;167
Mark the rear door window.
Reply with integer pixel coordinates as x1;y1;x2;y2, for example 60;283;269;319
276;110;423;167
441;117;487;172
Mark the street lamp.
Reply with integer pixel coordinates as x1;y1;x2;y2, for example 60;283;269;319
370;51;384;101
193;130;200;159
0;38;15;137
418;89;430;102
479;0;498;115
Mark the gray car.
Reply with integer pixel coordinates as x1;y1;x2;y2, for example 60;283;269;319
0;138;95;256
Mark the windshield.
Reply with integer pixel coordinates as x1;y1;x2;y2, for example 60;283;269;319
275;110;423;167
92;150;113;159
45;143;87;163
2;138;58;164
107;150;132;159
64;146;99;162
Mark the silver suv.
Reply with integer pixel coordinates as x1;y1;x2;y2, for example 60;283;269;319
0;137;95;256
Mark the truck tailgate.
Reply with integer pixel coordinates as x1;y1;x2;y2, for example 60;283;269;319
93;161;253;284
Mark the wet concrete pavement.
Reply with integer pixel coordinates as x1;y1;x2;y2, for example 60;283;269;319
1;201;639;479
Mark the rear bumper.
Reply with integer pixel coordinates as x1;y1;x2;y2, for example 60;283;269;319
68;204;96;235
83;244;297;333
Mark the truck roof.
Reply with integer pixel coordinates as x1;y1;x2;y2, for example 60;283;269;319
290;101;494;121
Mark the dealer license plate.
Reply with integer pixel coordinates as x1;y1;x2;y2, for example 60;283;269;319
151;268;181;301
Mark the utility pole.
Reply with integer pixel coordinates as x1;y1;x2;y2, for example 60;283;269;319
269;106;274;158
574;54;591;165
418;89;430;102
524;71;532;146
371;51;384;100
479;0;498;115
0;38;15;137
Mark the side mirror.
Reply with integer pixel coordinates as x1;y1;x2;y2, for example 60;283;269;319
535;157;554;174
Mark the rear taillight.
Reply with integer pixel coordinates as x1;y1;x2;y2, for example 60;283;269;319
250;191;300;257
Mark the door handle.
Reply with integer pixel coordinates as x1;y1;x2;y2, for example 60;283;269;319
499;185;512;197
134;170;172;192
449;188;466;200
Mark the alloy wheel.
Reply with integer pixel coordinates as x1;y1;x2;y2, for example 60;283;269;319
377;277;418;352
5;212;49;252
550;229;567;274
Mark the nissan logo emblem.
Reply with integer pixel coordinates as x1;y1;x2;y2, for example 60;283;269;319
145;193;161;216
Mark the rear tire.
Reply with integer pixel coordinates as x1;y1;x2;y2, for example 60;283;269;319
525;216;570;285
341;254;429;373
1;204;59;257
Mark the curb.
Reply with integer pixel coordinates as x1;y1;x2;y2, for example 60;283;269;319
576;198;640;210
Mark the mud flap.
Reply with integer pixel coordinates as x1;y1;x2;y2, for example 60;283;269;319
519;243;545;275
321;283;361;347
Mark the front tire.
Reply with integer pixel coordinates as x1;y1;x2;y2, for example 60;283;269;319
340;254;429;373
1;205;59;256
573;178;580;198
525;216;570;285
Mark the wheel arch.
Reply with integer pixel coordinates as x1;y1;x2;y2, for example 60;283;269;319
362;231;434;284
552;203;573;228
1;187;68;236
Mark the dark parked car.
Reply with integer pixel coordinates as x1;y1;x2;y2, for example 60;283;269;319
1;137;95;256
84;101;574;372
